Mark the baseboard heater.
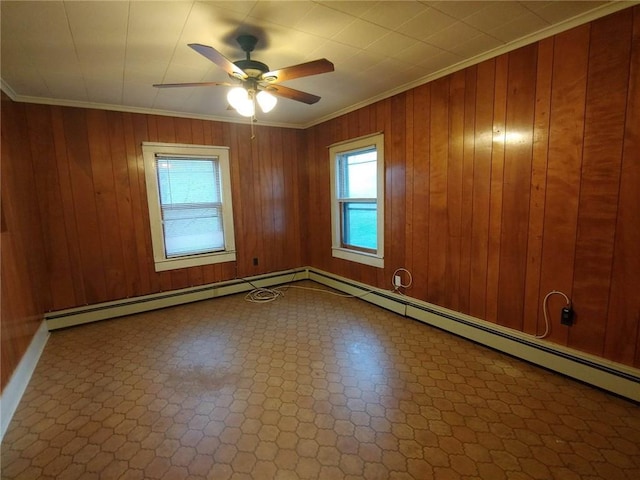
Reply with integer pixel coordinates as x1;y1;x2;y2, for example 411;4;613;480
45;268;309;330
45;267;639;402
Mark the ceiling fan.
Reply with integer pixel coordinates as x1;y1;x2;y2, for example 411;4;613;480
153;34;334;117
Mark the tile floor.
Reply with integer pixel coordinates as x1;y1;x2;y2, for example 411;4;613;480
1;281;639;479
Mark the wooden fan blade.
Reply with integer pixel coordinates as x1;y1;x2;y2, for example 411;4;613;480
267;84;321;105
153;81;232;88
262;59;334;83
189;43;247;79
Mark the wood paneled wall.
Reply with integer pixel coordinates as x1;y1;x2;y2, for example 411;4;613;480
302;7;640;367
1;94;50;389
1;99;304;391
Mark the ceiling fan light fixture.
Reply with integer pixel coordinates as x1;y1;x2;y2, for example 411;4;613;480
227;86;254;117
235;99;255;117
257;90;277;113
155;35;334;120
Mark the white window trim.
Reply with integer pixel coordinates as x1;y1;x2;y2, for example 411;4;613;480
142;142;236;272
329;133;384;268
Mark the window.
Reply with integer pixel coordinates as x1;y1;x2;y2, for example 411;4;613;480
142;142;236;271
330;133;384;268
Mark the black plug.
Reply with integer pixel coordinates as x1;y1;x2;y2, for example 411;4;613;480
561;306;574;326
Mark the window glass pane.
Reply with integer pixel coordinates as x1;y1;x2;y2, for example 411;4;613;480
329;133;383;267
342;202;377;250
338;149;377;199
156;157;224;257
162;205;224;257
157;158;220;204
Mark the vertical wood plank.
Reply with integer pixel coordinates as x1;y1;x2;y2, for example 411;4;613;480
446;70;466;311
539;25;590;345
485;54;508;323
411;84;431;301
107;111;140;298
299;128;314;268
523;37;554;336
122;112;152;295
211;118;225;145
458;66;477;315
358;107;371;138
497;44;537;330
404;90;415;288
191;119;205;144
62;108;108;302
389;94;407;282
427;77;450;306
237;124;261;277
282;129;302;269
468;60;495;319
174;117;192;144
51;106;87;306
86;109;127;301
271;128;286;270
347;110;360;140
304;127;318;269
258;127;274;273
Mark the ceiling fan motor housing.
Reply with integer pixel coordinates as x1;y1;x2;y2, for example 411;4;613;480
232;34;271;79
233;59;270;79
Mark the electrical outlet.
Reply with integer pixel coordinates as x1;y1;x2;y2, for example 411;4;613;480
561;307;574;326
253;257;259;266
394;275;401;287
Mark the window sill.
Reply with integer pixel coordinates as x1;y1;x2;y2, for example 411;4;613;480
332;247;384;268
154;251;237;272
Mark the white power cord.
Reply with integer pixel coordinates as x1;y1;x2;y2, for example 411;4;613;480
245;286;284;303
243;272;377;303
243;273;296;303
392;268;413;294
536;290;571;339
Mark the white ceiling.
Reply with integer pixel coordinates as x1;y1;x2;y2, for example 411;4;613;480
1;1;633;128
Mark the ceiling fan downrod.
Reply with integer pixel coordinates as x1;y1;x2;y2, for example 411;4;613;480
233;35;269;79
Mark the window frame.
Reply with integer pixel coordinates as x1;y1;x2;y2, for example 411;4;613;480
142;142;236;272
329;133;384;268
